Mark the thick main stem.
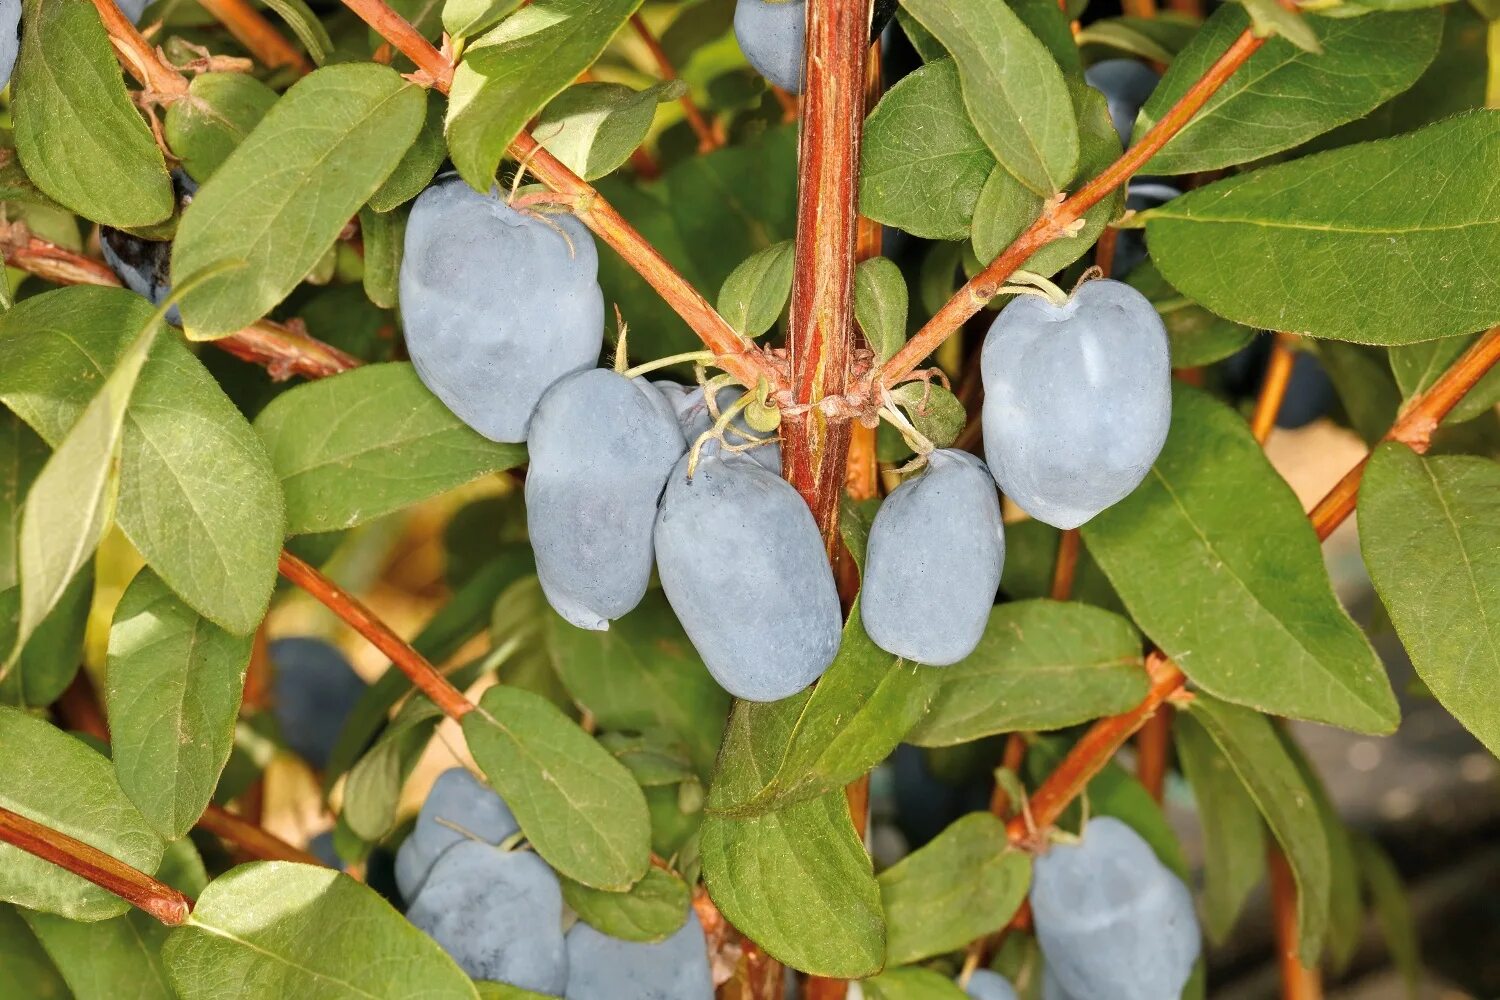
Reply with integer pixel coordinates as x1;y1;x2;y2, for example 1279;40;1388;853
781;0;870;551
0;807;192;926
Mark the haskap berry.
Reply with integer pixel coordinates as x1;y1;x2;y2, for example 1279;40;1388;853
564;909;713;999
962;968;1020;1000
1030;817;1200;1000
399;175;604;443
654;450;840;701
405;840;568;995
861;448;1004;666
981;279;1171;529
267;636;366;771
734;0;807;95
1083;59;1160;147
394;767;520;903
526;369;686;630
0;0;18;89
99;172;198;325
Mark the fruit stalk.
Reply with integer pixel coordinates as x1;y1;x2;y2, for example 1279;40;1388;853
780;0;871;551
0;806;192;926
877;24;1271;388
629;14;720;151
197;0;313;74
276;551;475;720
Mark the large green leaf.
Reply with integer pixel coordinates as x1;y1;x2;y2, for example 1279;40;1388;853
11;0;173;226
0;905;68;999
163;863;478;999
706;600;937;818
173;65;425;337
700;792;884;978
1175;712;1266;944
1186;696;1331;964
1145;112;1500;345
859;59;996;240
908;600;1147;747
254;363;524;535
900;0;1078;196
462;684;651;890
107;569;254;841
560;864;691;943
1137;7;1441;173
0;288;285;634
446;0;644;190
24;906;174;1000
0;707;164;921
1360;445;1500;755
879;813;1031;965
1081;386;1398;733
546;589;730;778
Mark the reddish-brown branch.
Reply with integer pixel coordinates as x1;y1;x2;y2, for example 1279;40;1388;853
630;14;719;151
1251;334;1298;445
198;0;313;74
878;27;1268;387
198;804;325;866
1269;847;1324;1000
86;0;189;97
338;0;453;88
0;806;192;925
780;0;869;552
277;551;474;720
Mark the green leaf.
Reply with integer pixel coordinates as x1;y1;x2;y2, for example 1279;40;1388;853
0;707;164;921
1389;332;1500;424
1145;112;1500;345
1359;445;1500;755
462;684;651;890
1076;14;1201;64
971;81;1122;276
24;906;174;1000
707;601;937;818
254;363;525;535
900;0;1078;195
11;0;173;227
538;81;684;182
1123;260;1255;368
889;382;966;450
700;792;884;977
1185;696;1331;963
163;863;478;998
560;864;691;943
0;905;68;999
164;73;280;184
859;59;996;240
106;569;254;840
475;983;554;1000
173;65;425;338
258;0;333;64
896;7;948;62
446;0;645;190
342;698;444;841
908;600;1147;747
0;287;285;634
854;257;909;363
879;813;1031;964
1280;728;1361;974
1081;386;1399;733
1174;712;1266;944
1314;341;1403;446
1236;0;1323;52
998;519;1124;614
1138;8;1439;173
0;569;91;708
358;206;405;310
546;589;730;778
716;240;795;338
863;966;970;999
1010;0;1083;76
444;0;523;39
1352;833;1421;998
370;92;449;213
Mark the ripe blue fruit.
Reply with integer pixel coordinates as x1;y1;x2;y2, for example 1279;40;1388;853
267;637;366;771
654;451;840;701
0;0;18;89
664;383;782;474
981;279;1170;529
395;767;521;903
861;448;1004;666
1030;817;1200;1000
1083;59;1160;147
100;172;198;325
1112;182;1180;280
406;841;568;995
400;176;604;443
734;0;807;95
116;0;150;23
526;370;686;630
962;969;1019;1000
564;909;713;999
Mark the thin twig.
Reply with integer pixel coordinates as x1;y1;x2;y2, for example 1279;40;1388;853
1269;846;1324;1000
1250;334;1298;445
277;551;475;720
85;0;189;97
629;14;719;151
197;0;313;74
1049;529;1081;601
0;806;192;925
198;804;325;866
